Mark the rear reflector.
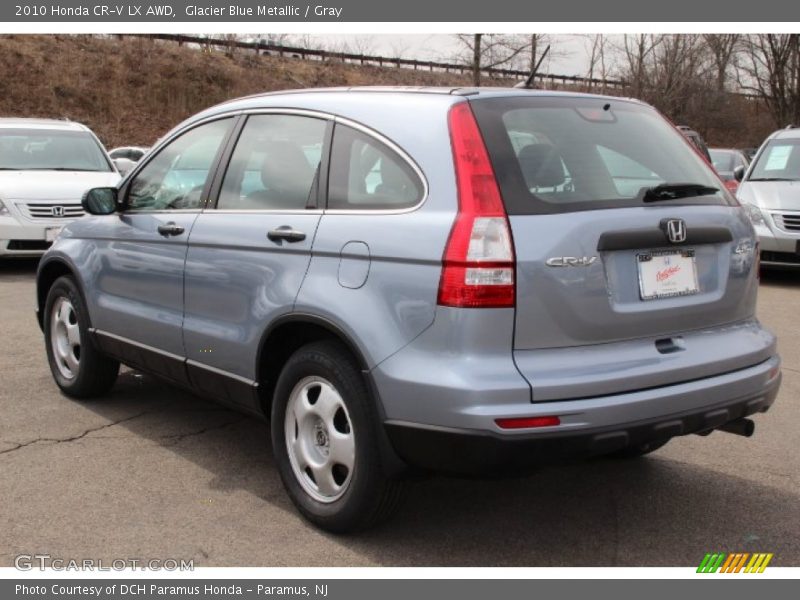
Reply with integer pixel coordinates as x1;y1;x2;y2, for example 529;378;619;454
495;416;561;429
438;102;515;308
755;241;760;280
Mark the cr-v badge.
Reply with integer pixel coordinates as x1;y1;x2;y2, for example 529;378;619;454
545;256;598;267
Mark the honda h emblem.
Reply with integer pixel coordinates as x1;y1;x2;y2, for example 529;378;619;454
664;218;687;244
51;206;65;217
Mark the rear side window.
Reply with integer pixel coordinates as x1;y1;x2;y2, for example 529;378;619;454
327;124;423;210
217;114;327;211
749;139;800;181
470;97;731;214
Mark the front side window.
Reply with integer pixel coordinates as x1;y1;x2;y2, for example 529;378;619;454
217;114;327;211
327;124;424;210
0;128;111;172
127;118;232;211
749;139;800;182
471;97;731;214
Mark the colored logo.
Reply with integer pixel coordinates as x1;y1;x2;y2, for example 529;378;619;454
697;552;773;573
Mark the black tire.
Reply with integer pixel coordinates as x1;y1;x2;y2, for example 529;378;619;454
43;275;119;398
609;438;670;459
271;340;404;533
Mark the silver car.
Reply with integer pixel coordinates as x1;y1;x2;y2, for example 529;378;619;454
0;118;120;257
737;127;800;268
108;146;149;176
36;88;781;532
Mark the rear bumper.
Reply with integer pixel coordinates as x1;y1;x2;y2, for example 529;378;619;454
384;359;781;474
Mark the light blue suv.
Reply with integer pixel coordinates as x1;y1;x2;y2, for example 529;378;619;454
36;88;781;532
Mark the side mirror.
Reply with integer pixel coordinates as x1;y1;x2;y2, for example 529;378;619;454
112;158;131;176
82;187;118;215
733;165;746;182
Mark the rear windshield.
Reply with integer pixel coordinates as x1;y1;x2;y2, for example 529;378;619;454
470;96;732;215
0;128;112;172
748;139;800;182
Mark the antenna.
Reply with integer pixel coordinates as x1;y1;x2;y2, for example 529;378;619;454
515;44;551;90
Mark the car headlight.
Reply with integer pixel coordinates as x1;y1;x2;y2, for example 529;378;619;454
0;199;9;217
741;203;765;226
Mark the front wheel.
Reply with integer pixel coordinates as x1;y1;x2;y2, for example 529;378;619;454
271;341;404;532
43;276;119;398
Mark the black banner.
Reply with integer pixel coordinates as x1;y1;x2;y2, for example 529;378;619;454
3;0;800;22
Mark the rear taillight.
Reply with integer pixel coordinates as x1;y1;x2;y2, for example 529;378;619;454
437;102;515;308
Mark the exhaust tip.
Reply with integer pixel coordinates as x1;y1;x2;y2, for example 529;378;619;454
718;418;755;438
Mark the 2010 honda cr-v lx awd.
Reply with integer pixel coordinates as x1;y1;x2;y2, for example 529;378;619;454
36;87;781;532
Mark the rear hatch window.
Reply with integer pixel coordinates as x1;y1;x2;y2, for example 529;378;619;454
470;96;733;215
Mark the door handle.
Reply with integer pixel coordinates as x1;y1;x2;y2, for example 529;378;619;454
268;226;306;243
157;222;185;236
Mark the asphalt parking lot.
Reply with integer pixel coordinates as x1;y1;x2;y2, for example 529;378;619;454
1;258;798;568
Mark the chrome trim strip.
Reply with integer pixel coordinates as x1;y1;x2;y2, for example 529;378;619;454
92;328;258;388
200;109;430;216
240;107;334;120
186;359;258;388
92;329;184;363
120;209;202;215
201;209;324;215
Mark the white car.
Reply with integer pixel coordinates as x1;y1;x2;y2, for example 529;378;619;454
0;118;120;257
737;126;800;268
108;146;149;176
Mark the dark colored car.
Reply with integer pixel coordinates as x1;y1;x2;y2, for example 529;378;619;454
677;125;712;163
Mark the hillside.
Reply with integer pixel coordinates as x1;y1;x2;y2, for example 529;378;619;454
0;35;775;149
0;35;480;148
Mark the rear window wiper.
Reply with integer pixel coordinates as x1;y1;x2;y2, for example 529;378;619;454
641;182;720;202
748;177;800;182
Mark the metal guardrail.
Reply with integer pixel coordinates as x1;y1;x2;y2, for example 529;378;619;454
145;33;628;89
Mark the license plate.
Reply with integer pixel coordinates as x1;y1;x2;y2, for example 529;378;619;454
45;227;62;242
637;250;699;300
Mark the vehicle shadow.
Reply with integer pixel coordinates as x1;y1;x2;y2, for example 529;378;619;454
760;268;800;288
0;257;39;279
75;369;800;567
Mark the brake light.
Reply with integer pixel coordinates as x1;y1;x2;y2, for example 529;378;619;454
495;416;561;429
724;179;739;193
438;102;515;308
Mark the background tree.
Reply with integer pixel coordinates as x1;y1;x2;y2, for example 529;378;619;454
737;34;800;127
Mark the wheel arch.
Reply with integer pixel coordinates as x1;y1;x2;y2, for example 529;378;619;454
36;257;83;331
255;313;371;418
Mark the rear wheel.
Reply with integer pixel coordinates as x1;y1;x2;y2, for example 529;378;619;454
609;438;670;459
271;340;404;532
44;276;119;398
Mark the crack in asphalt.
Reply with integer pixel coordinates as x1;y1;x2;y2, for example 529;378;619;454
160;417;248;446
0;410;247;457
0;411;153;457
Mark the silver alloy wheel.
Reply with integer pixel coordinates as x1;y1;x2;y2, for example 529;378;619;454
284;376;355;503
50;296;81;379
